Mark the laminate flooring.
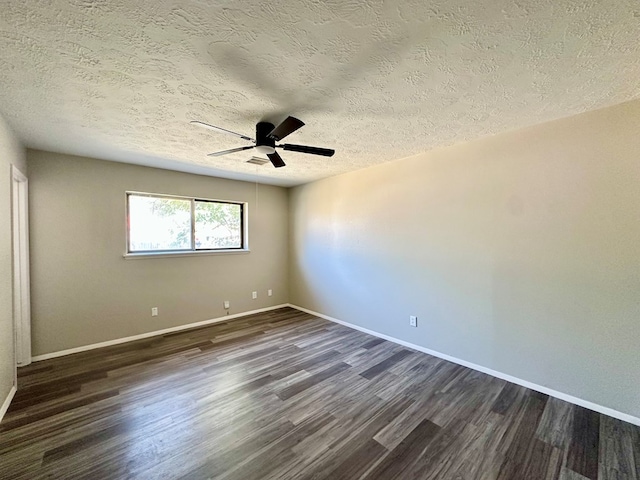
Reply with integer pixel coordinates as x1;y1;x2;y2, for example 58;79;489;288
1;307;638;479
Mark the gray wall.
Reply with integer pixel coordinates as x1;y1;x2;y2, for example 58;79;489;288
28;151;289;356
0;115;26;407
289;99;640;418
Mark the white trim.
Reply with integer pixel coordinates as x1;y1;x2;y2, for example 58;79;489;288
0;385;17;423
11;165;31;368
288;304;640;427
123;249;250;259
32;304;289;362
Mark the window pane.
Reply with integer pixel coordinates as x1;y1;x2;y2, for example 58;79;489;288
129;196;192;251
195;201;242;249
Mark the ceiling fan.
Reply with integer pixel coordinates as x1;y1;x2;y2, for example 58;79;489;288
191;116;335;168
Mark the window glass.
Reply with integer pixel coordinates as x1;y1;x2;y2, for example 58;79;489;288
127;193;244;254
195;201;242;249
128;196;192;252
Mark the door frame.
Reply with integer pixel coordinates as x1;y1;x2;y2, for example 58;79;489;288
11;165;31;369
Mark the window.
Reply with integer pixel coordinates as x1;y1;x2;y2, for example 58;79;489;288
126;192;245;254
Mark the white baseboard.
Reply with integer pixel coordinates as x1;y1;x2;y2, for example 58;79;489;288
32;304;289;362
288;304;640;427
0;385;17;423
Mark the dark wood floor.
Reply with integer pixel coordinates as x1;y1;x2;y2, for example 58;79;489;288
1;307;638;479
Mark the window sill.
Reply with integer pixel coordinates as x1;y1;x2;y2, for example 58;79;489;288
123;249;250;259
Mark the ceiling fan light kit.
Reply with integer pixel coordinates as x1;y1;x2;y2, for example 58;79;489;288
192;116;335;168
255;121;277;155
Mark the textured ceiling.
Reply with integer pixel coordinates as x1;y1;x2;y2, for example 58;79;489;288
1;0;639;186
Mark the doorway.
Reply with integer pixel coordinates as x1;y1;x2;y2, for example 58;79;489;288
12;165;30;368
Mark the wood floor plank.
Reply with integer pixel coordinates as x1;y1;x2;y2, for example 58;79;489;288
559;467;591;480
287;395;414;480
276;362;351;400
359;349;414;380
373;390;439;450
447;413;513;480
1;307;638;479
536;396;574;449
321;438;387;480
491;382;521;415
362;338;385;350
221;411;336;480
428;370;505;429
567;406;600;480
599;415;639;480
520;438;564;480
363;418;441;479
176;417;298;480
495;392;549;479
0;389;120;432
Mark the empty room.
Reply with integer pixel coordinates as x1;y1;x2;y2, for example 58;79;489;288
1;1;639;479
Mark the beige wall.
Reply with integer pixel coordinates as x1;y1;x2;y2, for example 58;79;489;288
28;151;289;356
289;99;640;418
0;115;26;408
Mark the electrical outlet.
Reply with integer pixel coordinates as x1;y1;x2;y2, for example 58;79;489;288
409;315;417;327
151;307;158;317
268;289;273;297
252;291;258;299
223;300;230;309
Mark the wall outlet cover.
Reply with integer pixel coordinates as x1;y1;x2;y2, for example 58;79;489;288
409;315;417;327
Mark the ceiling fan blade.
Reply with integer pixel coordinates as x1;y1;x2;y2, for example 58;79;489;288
267;152;286;168
207;146;255;157
280;143;335;157
268;116;305;141
191;121;254;142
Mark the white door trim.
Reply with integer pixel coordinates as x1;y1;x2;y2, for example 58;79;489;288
11;165;31;368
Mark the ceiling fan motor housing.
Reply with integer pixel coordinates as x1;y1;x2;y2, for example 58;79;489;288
255;122;276;155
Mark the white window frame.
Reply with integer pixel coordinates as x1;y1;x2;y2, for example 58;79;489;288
124;191;249;258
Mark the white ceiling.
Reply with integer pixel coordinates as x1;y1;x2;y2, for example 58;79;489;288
1;0;639;187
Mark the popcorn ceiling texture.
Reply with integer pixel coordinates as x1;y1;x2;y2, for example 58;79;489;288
0;0;639;186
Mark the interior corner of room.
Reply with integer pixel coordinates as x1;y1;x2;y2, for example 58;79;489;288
1;1;639;475
2;99;639;428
